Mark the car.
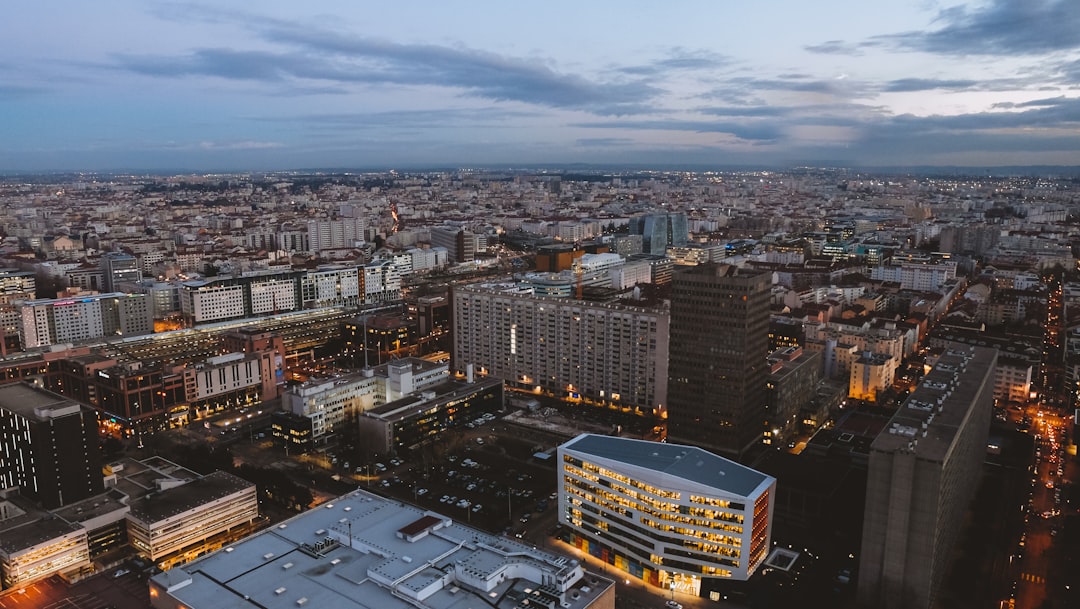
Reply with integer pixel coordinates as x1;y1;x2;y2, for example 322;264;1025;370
472;504;483;513
114;569;130;578
417;488;428;496
374;463;388;472
440;495;450;503
665;601;683;609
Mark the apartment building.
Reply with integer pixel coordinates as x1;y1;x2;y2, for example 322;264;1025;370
452;283;669;414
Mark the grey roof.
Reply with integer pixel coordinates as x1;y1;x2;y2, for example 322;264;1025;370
128;470;254;524
0;383;82;419
562;434;771;498
150;489;609;609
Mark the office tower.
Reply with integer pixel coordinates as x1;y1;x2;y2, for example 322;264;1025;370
667;264;771;462
429;225;480;262
628;212;689;255
858;345;997;609
0;383;104;509
100;252;141;292
452;282;669;414
558;434;775;596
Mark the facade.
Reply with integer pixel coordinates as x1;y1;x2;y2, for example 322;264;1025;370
178;270;304;325
17;292;152;348
148;488;611;609
858;345;997;609
0;383;104;509
629;213;688;255
0;495;90;590
127;470;258;569
452;283;669;414
358;378;504;454
848;352;899;402
558;434;775;598
300;265;361;308
667;264;772;461
280;358;449;446
100;252;142;292
765;347;821;446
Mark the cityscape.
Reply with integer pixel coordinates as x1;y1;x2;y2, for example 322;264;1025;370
2;2;1080;609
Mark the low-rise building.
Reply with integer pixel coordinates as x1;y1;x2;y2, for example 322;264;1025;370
148;489;612;609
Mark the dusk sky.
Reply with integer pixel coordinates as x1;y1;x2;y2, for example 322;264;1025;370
3;0;1080;171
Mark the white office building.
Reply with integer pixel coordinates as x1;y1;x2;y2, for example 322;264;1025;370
558;434;775;598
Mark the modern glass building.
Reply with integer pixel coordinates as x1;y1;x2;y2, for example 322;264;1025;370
557;434;775;599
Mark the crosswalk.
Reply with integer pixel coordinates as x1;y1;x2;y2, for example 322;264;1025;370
1021;572;1045;583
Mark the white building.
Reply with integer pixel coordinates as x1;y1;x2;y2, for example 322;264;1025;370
17;292;152;348
301;266;361;308
558;434;775;597
148;489;610;609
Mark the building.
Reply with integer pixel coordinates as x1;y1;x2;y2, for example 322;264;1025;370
0;490;90;590
17;292;153;348
629;213;688;255
667;264;772;461
429;225;481;263
127;470;258;570
279;358;449;447
0;383;104;509
148;488;612;609
848;352;899;402
765;347;821;447
358;377;504;454
100;252;142;292
858;345;997;609
558;434;775;598
452;283;669;414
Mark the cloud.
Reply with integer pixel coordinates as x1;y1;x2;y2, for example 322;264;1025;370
880;0;1080;56
575;138;634;147
572;118;783;142
252;107;541;130
0;84;47;100
114;13;662;115
804;40;871;56
617;48;730;76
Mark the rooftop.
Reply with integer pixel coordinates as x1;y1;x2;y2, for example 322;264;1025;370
871;344;997;461
128;470;254;525
150;489;609;609
0;383;84;420
561;434;773;498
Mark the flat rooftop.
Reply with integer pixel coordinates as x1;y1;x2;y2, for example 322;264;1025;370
128;470;254;525
561;434;773;498
871;344;997;461
0;383;83;419
150;489;611;609
0;493;82;554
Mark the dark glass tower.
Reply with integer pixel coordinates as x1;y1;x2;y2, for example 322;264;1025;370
667;264;771;462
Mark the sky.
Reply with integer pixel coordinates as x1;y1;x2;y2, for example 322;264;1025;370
2;0;1080;171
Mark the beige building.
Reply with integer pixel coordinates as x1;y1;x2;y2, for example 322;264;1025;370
127;470;258;569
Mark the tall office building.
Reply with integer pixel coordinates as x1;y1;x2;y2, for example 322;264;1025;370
100;252;141;292
667;264;771;462
858;345;997;609
17;292;152;348
0;383;104;509
629;213;689;255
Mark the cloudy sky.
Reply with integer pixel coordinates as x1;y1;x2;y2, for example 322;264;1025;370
3;0;1080;171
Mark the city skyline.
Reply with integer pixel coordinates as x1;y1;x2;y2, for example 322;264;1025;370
3;0;1080;171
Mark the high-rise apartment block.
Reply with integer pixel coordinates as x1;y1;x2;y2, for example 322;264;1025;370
858;345;997;609
667;264;771;461
452;283;669;413
0;383;104;509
